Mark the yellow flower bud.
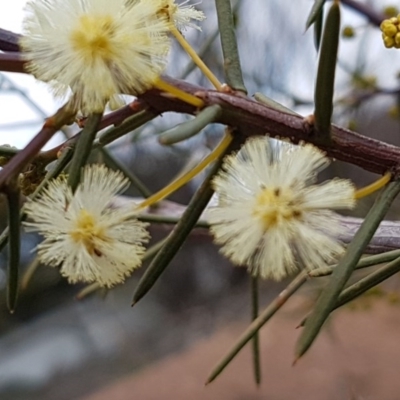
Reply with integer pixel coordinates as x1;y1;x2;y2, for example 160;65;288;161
383;35;395;48
342;26;355;38
383;6;399;18
395;32;400;46
381;20;397;37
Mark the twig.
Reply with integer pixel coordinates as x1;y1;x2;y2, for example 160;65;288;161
3;44;400;176
0;103;75;190
0;28;21;52
141;76;400;176
341;0;384;26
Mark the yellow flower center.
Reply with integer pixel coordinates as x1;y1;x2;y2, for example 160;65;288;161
252;187;302;230
70;209;107;255
70;14;116;62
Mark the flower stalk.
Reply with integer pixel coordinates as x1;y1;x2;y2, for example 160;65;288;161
170;24;222;90
137;131;233;210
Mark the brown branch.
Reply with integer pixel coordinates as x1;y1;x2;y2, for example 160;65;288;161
0;52;25;73
0;104;75;190
39;99;146;161
341;0;384;27
0;94;146;170
0;4;382;53
340;86;400;108
2;52;400;176
112;196;400;254
340;216;400;253
99;100;145;129
141;77;400;176
0;28;20;52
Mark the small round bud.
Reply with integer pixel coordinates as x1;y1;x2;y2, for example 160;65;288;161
381;20;397;37
342;26;355;38
395;32;400;46
383;6;399;18
383;35;395;48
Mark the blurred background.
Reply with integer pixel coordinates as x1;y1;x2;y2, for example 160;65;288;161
2;0;400;399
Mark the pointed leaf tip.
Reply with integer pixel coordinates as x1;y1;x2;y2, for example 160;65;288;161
306;0;328;31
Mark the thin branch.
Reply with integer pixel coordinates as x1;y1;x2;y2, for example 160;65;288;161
0;103;75;190
113;196;400;254
141;76;400;176
341;0;384;27
3;50;400;176
40;100;147;161
98;100;146;129
0;28;20;52
2;50;398;171
0;52;25;73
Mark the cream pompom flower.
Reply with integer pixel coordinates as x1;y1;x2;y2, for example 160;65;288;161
24;165;150;288
20;0;171;113
208;137;356;280
157;0;206;31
